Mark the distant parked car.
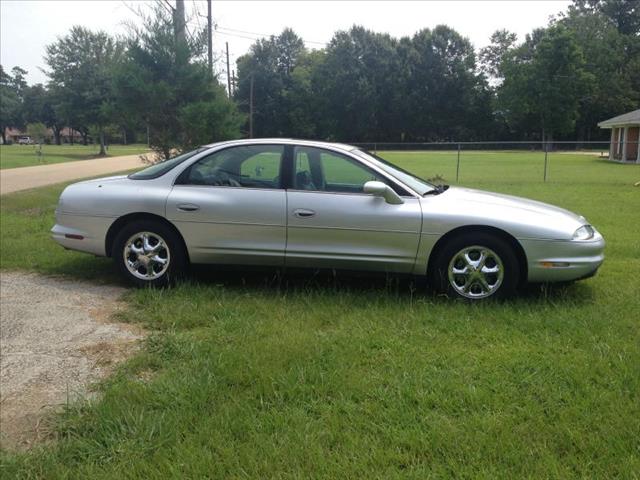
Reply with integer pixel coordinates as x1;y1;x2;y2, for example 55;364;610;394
52;139;605;300
17;136;34;145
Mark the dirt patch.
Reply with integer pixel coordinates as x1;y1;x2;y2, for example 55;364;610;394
0;271;144;451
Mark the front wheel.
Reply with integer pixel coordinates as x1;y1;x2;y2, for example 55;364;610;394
430;233;520;300
113;220;186;287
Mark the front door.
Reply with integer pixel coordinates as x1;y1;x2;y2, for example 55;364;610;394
285;146;422;273
166;144;286;266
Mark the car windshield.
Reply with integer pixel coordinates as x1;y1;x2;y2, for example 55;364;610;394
129;148;207;180
352;149;435;195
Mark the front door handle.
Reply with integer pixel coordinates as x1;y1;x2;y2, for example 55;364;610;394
293;208;316;218
177;203;200;212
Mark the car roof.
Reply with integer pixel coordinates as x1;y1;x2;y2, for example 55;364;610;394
201;138;358;152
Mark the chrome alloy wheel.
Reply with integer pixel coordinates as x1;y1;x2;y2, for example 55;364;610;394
447;246;504;299
123;231;171;281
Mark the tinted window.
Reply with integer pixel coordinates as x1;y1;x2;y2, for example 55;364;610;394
293;146;404;195
177;145;284;189
129;148;206;180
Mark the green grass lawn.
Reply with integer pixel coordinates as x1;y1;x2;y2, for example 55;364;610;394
1;152;639;478
0;144;150;170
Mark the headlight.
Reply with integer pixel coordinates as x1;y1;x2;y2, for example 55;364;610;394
573;225;595;240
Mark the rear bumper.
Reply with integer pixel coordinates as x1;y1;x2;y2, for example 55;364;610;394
51;212;114;257
520;234;605;283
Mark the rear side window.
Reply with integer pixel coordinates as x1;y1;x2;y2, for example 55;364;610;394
176;145;284;189
129;148;206;180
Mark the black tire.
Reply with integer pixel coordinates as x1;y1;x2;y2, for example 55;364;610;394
429;232;520;300
113;220;187;288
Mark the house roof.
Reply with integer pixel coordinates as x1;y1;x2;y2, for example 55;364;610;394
598;109;640;128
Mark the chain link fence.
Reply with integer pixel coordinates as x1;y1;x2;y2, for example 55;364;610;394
350;141;639;185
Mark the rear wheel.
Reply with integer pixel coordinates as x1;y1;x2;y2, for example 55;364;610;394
430;233;519;300
113;220;186;287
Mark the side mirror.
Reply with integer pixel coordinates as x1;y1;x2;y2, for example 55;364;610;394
363;181;404;205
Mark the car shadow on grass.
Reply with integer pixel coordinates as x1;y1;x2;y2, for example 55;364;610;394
43;256;596;305
186;264;596;305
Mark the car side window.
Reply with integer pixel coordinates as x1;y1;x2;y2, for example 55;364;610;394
293;146;402;194
177;145;284;189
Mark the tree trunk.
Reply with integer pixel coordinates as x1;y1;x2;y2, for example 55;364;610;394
1;128;6;145
81;131;88;146
54;126;62;145
99;129;106;156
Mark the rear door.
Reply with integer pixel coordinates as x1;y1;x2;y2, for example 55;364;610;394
285;146;422;273
166;144;287;266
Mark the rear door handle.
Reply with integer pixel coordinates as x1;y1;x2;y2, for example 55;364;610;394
293;208;316;218
177;203;200;212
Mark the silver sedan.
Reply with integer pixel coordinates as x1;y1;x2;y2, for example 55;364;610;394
52;139;605;300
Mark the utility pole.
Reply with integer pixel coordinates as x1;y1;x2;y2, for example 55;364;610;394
226;42;231;96
231;69;236;95
249;75;254;138
207;0;213;75
174;0;186;45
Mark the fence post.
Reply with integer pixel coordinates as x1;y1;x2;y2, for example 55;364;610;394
456;143;461;182
374;143;377;155
543;142;548;182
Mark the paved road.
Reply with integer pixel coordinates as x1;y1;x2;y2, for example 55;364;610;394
0;154;147;195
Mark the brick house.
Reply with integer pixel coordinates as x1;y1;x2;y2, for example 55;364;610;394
2;127;83;144
598;109;640;163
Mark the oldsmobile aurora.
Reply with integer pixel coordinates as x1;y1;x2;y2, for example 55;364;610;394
52;139;604;300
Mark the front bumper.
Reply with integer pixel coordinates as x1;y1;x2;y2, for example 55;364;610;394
520;233;605;283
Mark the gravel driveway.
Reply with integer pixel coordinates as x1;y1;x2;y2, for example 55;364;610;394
0;154;146;195
0;272;143;450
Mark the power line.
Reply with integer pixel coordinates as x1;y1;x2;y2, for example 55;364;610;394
214;29;267;42
191;0;205;32
215;25;327;46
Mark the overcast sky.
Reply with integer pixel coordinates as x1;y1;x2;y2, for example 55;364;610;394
1;0;571;85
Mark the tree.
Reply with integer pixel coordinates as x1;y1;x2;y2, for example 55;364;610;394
479;29;518;80
571;0;640;36
114;5;242;159
314;26;402;141
559;5;640;140
44;26;124;154
498;25;594;144
235;28;307;137
0;66;23;143
26;122;47;144
406;26;492;141
22;84;64;144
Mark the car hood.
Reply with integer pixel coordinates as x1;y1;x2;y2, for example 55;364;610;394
420;186;587;240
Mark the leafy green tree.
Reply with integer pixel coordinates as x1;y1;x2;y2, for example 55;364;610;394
22;84;64;144
479;30;518;80
115;5;242;159
0;65;23;143
406;26;492;141
235;28;307;137
315;26;402;141
571;0;640;36
282;50;325;138
498;25;594;144
44;26;124;154
559;6;640;140
26;122;47;144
